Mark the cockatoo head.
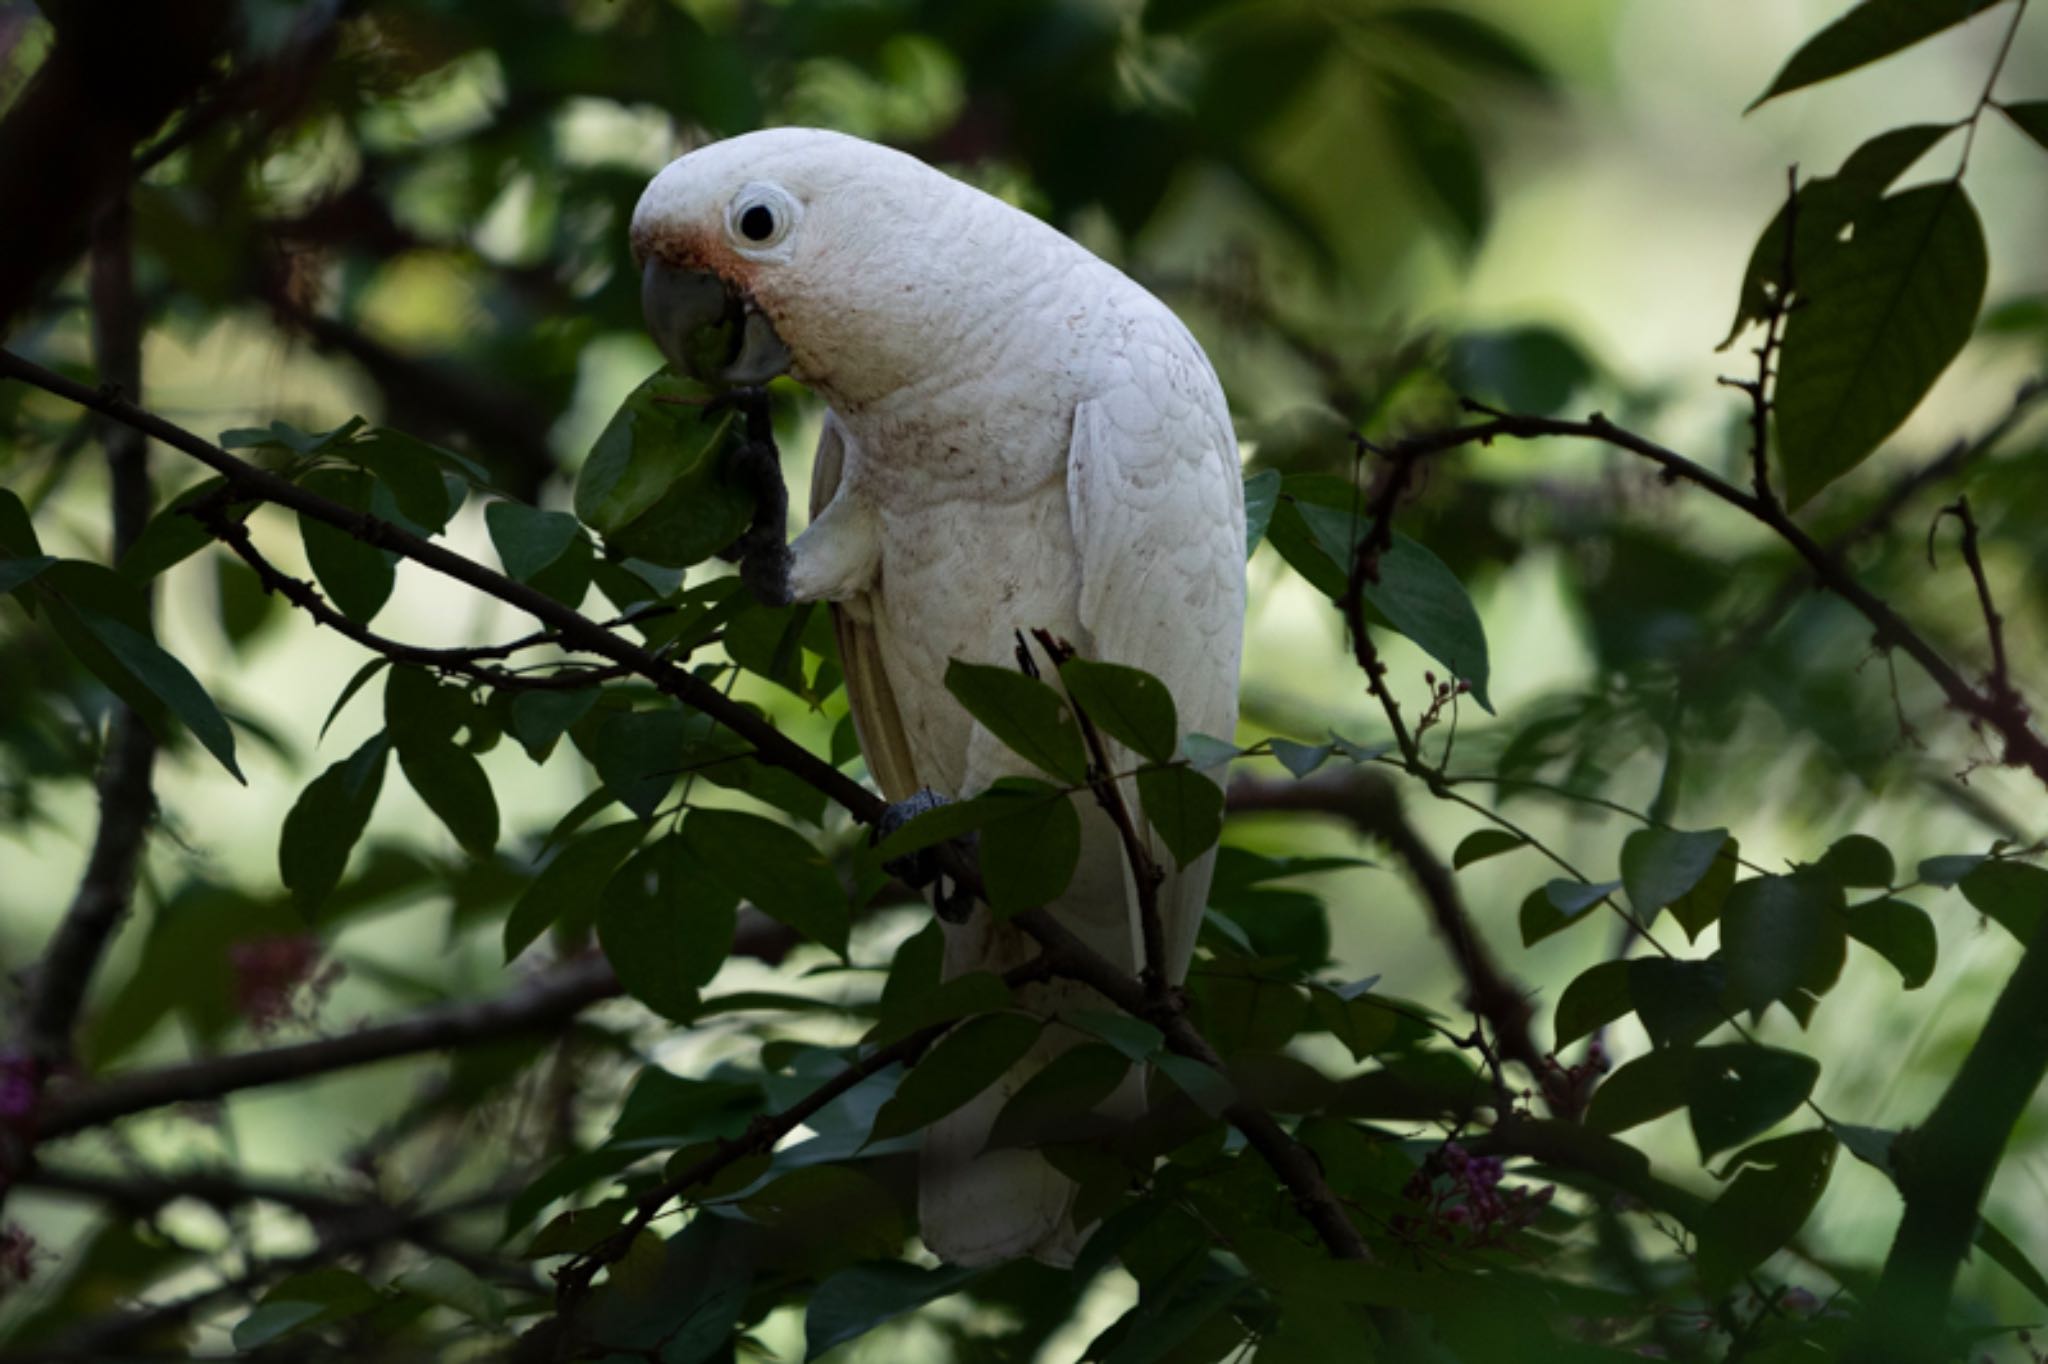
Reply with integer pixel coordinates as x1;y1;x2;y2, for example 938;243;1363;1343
631;127;1004;407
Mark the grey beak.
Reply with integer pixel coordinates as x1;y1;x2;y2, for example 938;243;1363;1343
641;260;791;386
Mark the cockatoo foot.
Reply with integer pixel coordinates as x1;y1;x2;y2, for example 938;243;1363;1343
874;787;978;923
714;395;793;606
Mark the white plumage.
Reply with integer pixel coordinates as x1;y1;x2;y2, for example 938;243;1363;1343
632;128;1245;1265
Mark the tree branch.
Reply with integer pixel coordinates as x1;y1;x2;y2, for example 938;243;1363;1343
36;955;622;1139
0;349;1373;1267
1227;771;1552;1104
1847;913;2048;1362
1381;402;2048;788
21;198;158;1078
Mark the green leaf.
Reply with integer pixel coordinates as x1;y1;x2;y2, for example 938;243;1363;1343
345;429;465;532
987;1043;1132;1149
978;781;1083;916
485;501;584;581
943;659;1087;783
1721;873;1846;1018
1292;498;1492;711
805;1262;980;1360
75;608;244;780
1136;766;1225;868
0;555;54;595
1958;859;2048;945
869;971;1012;1047
396;737;498;856
1776;183;1988;508
1977;1217;2048;1311
1697;1130;1836;1291
683;808;848;955
1452;829;1526;870
1686;1044;1821;1160
1670;835;1741;941
1519;880;1613;946
1379;6;1550;86
1917;851;1987;887
1586;1048;1690;1135
589;707;687;819
870;1011;1042;1140
508;687;600;762
394;1257;504;1325
1818;833;1896;889
1243;468;1281;556
504;821;645;961
1845;897;1937;988
2001;100;2048;152
1750;0;2003;108
1628;957;1729;1049
1059;658;1178;764
318;658;388;743
1620;826;1730;923
297;468;395;622
573;369;753;567
1155;1053;1235;1116
1066;1009;1165;1062
279;733;390;916
739;1166;903;1266
1723;123;1958;347
1553;960;1631;1048
232;1269;381;1349
1384;74;1487;249
599;836;734;1020
1447;326;1594;416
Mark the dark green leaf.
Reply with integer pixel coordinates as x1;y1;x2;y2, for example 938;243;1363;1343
589;708;687;820
943;659;1087;783
1452;829;1526;870
1379;6;1550;86
1066;1009;1165;1062
396;738;498;856
1059;658;1178;764
1553;960;1632;1047
598;836;736;1019
1751;0;2003;108
1845;897;1937;988
1977;1217;2048;1310
505;821;645;961
1155;1053;1234;1116
508;687;600;762
1686;1045;1821;1160
988;1044;1132;1150
0;555;54;595
871;1011;1042;1140
1293;501;1494;712
318;658;388;743
1136;766;1225;868
683;808;848;955
297;468;394;622
739;1166;903;1265
1447;326;1594;416
1671;834;1741;941
805;1263;980;1361
1520;881;1611;947
1723;124;1958;347
1586;1048;1690;1135
1721;873;1846;1018
118;478;231;582
573;369;752;567
76;609;244;780
279;733;390;916
869;793;1001;865
869;971;1012;1048
1818;833;1896;888
979;781;1083;916
1628;957;1729;1049
1243;468;1281;556
232;1269;381;1349
394;1258;503;1325
1958;859;2048;945
1917;851;1987;887
1698;1130;1836;1291
2002;100;2048;152
1384;74;1488;249
346;430;466;532
1621;827;1729;923
485;501;584;581
1777;184;1988;508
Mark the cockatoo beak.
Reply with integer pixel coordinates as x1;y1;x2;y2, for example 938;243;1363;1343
641;260;790;387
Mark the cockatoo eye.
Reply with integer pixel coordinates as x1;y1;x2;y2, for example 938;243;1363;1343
725;183;798;253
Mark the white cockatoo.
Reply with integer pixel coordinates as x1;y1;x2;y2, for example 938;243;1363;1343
631;128;1245;1267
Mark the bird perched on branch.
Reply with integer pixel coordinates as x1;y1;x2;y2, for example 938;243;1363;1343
631;127;1245;1266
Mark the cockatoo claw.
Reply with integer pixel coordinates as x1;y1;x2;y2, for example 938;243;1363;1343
875;788;979;923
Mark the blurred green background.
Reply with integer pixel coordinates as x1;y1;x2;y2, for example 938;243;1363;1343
3;0;2046;1356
